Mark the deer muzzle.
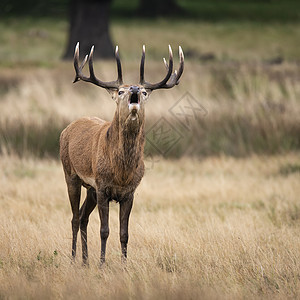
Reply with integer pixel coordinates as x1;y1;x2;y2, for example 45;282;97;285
129;103;140;114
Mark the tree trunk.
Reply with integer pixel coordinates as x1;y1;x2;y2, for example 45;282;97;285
63;0;114;60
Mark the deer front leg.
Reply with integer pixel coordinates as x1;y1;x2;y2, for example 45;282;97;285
80;188;97;265
119;196;133;262
97;190;109;265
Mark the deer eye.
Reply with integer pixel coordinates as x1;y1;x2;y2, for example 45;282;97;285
118;90;124;95
142;91;147;96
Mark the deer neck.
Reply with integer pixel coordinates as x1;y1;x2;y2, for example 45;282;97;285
107;110;145;181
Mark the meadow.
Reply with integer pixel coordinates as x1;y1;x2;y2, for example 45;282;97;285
0;11;300;299
0;154;300;299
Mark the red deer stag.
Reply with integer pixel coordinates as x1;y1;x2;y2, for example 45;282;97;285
60;42;184;265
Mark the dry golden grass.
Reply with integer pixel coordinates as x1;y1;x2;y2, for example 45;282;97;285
0;153;299;299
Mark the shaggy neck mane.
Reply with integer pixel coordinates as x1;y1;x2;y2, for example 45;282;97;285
107;110;145;185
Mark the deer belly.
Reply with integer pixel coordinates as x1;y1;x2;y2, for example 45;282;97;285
77;172;96;189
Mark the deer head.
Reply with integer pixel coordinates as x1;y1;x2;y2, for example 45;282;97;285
73;43;184;130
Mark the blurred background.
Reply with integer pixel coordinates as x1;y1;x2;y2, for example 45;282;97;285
0;0;299;158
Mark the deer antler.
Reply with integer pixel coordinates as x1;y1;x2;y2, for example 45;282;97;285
140;45;184;90
73;42;123;89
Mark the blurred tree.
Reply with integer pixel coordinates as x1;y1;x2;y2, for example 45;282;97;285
63;0;114;60
138;0;183;16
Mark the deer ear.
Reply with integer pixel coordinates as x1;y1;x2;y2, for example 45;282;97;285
106;89;118;102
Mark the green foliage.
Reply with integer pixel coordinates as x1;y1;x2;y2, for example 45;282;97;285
178;0;300;22
1;0;299;22
1;0;69;17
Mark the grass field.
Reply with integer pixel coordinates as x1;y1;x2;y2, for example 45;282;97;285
0;12;300;299
0;154;300;299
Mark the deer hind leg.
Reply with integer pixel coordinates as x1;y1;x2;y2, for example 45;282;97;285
119;196;133;263
66;175;82;260
79;187;97;265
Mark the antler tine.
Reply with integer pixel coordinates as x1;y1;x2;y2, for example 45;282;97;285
175;46;184;84
162;57;177;84
88;45;97;80
140;45;146;85
115;46;123;85
73;43;90;82
73;42;122;89
73;44;90;84
140;45;173;90
154;46;184;89
80;55;88;70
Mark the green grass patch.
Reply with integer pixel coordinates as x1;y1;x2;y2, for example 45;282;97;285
0;16;300;67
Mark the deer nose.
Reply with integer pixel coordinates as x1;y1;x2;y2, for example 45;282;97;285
129;86;140;94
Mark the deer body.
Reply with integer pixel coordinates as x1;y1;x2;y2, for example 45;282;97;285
60;43;184;265
61;114;145;192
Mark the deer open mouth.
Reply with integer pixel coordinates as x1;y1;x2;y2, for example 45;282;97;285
129;93;139;104
128;93;140;121
128;93;140;118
